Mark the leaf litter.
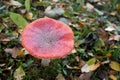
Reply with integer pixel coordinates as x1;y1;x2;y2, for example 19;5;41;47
0;0;120;80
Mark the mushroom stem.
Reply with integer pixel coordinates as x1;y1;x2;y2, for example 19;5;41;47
41;59;51;67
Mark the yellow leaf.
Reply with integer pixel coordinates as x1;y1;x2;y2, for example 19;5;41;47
109;75;117;80
14;66;25;80
109;61;120;71
25;12;33;20
17;49;25;58
89;62;101;71
106;53;112;58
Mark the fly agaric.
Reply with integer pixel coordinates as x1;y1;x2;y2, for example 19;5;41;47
22;17;74;59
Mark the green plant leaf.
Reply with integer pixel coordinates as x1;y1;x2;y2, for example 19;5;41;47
25;0;30;11
87;58;96;66
10;12;28;28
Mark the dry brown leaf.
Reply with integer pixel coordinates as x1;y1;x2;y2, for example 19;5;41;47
78;72;92;80
66;65;73;69
109;61;120;71
97;28;108;42
4;47;18;58
0;38;12;42
88;52;94;57
109;35;120;41
78;21;85;27
71;48;77;54
56;74;65;80
110;11;117;16
73;66;80;69
4;47;26;58
89;62;101;71
109;70;116;75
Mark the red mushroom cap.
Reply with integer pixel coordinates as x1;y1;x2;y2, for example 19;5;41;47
22;17;74;59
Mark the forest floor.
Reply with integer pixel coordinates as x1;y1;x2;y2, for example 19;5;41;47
0;0;120;80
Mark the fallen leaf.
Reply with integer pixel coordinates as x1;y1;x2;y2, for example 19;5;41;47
10;0;22;7
17;49;25;58
106;53;112;58
101;59;110;64
88;52;94;57
66;65;73;69
109;75;117;80
94;0;101;2
109;70;116;75
0;64;5;67
78;21;85;27
87;58;96;66
4;47;26;58
53;0;59;2
97;28;108;42
71;48;77;54
81;64;90;73
4;66;12;70
73;66;80;69
78;59;86;68
109;61;120;71
25;12;33;20
86;3;94;12
94;8;104;15
105;26;116;32
59;17;70;24
4;47;18;58
0;38;12;42
9;12;28;28
89;62;101;71
45;6;64;18
56;74;65;80
109;35;120;41
14;66;25;80
78;72;92;80
81;61;101;72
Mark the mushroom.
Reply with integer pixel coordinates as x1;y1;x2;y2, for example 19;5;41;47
22;17;74;59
